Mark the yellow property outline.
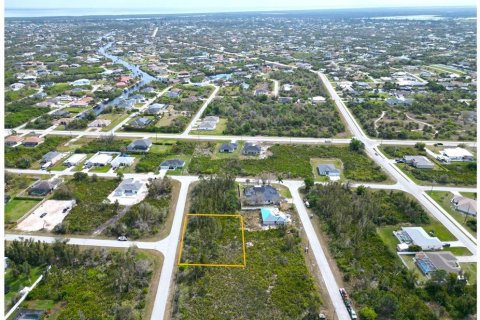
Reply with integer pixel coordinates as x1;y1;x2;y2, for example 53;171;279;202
178;213;247;268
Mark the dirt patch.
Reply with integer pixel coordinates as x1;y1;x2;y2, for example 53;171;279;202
16;200;76;232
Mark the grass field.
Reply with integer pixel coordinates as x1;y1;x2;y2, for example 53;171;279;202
427;191;476;237
5;198;42;223
89;165;112;173
99;113;130;131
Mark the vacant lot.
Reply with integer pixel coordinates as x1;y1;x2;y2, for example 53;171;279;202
173;227;322;319
190;144;387;181
52;177;119;234
179;214;245;266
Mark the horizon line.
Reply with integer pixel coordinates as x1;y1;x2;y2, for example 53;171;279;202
5;5;477;19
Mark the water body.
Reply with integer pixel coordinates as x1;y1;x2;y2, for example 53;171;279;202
79;41;158;117
371;15;446;20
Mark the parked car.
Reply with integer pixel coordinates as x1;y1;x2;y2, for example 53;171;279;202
395;159;404;163
40;212;47;218
118;236;128;241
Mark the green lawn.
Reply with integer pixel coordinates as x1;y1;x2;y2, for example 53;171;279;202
5;266;43;311
461;192;477;200
426;191;476;237
5;198;42;223
443;246;473;256
460;263;477;283
89;165;112;173
100;113;130;131
396;161;476;187
150;144;173;154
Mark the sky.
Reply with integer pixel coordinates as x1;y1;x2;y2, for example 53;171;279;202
5;0;477;12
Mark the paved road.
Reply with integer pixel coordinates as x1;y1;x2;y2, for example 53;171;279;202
285;181;352;320
182;85;219;136
319;72;477;255
150;176;196;319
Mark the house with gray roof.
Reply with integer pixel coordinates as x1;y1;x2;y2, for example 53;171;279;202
113;178;144;197
28;179;62;196
451;196;477;216
130;117;152;127
41;151;63;165
220;142;237;153
317;164;340;177
242;142;261;156
244;185;281;206
127;139;152;152
160;159;185;170
145;103;167;115
403;155;434;169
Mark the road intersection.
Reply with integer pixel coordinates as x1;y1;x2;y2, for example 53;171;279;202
4;43;477;320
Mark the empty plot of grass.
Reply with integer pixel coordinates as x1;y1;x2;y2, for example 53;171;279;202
179;214;245;266
5;198;41;223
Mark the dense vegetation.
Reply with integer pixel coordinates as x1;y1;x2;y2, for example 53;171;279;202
305;183;477;319
190;175;240;214
270;69;327;100
108;177;173;239
5;136;69;169
190;144;387;181
5;98;50;128
172;176;322;319
349;90;476;140
6;240;155;319
52;174;120;234
205;95;346;137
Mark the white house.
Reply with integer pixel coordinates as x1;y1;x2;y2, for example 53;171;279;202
110;155;135;169
398;227;443;251
441;148;474;162
64;154;87;167
85;152;118;168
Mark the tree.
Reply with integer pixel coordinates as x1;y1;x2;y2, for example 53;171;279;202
359;306;378;320
414;142;426;151
349;138;364;152
304;178;314;192
73;172;88;181
116;172;124;181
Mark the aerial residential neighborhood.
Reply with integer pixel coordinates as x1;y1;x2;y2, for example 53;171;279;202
3;2;478;320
